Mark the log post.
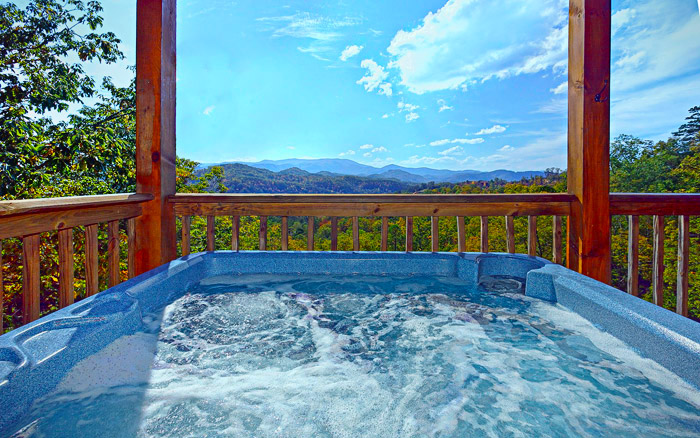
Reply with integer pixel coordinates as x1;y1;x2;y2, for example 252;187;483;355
566;0;611;283
135;0;177;274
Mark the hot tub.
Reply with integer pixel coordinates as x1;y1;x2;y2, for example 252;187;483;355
1;252;699;437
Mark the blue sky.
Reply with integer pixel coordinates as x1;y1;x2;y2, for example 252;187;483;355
55;0;700;170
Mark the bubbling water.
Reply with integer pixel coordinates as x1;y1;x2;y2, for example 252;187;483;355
8;274;700;438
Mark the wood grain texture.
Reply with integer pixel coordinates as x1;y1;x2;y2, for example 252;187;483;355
181;216;191;256
281;217;289;251
652;215;664;306
610;193;700;215
457;217;466;253
58;229;74;308
0;193;152;217
330;217;337;251
567;0;612;283
307;216;314;251
107;221;120;287
206;216;215;251
353;217;359;251
259;216;268;250
0;203;143;240
505;216;515;254
626;215;639;296
22;234;41;324
0;240;3;333
553;216;563;264
231;216;240;251
677;215;689;317
85;224;98;297
431;216;439;252
405;217;413;252
127;218;135;279
135;0;177;275
480;216;489;253
381;217;388;251
528;216;538;257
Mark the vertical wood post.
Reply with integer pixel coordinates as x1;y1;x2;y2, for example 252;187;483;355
22;234;40;324
405;217;413;252
352;217;360;251
480;216;489;253
281;217;289;251
127;218;136;278
553;216;563;264
677;215;689;317
0;240;3;333
260;216;268;250
135;0;177;274
457;217;466;253
566;0;611;283
431;216;439;252
58;229;74;308
626;215;639;296
505;216;515;254
306;216;314;251
181;216;191;256
381;217;388;251
85;224;99;297
652;215;664;306
330;217;337;251
231;216;240;251
206;216;215;251
527;216;538;257
107;221;120;287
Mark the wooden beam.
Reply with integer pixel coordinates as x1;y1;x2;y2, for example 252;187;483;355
676;215;689;317
431;217;439;252
610;193;700;215
405;217;413;252
457;216;466;253
505;216;515;254
480;216;489;253
652;215;664;306
281;217;289;251
22;234;40;324
330;217;337;251
553;216;563;264
58;229;74;308
107;221;120;287
626;215;639;296
85;224;98;297
381;217;388;251
181;216;191;256
567;0;611;283
135;0;177;274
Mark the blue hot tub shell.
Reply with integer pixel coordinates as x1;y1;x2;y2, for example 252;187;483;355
0;251;699;431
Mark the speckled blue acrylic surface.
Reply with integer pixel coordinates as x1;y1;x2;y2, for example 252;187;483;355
0;251;698;433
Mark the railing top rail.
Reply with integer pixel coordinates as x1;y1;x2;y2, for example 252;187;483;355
610;193;700;215
169;193;576;204
0;193;154;218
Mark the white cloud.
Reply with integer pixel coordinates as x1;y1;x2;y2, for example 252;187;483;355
359;144;373;149
437;99;453;112
535;99;567;114
340;44;363;61
382;113;390;119
397;101;419;112
550;82;567;95
257;13;359;41
499;145;514;152
203;105;215;116
430;139;451;147
475;124;507;135
287;146;296;150
430;138;484;146
356;59;393;96
372;146;388;153
363;152;372;157
438;145;464;156
338;149;355;157
405;112;419;122
386;0;568;94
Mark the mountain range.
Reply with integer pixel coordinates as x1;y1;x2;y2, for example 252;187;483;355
196;158;543;184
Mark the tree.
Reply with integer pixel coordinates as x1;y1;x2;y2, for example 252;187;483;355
0;0;123;198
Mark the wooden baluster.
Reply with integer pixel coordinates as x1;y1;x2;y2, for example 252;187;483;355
0;240;3;333
505;216;515;254
259;216;268;250
85;224;98;297
652;215;664;306
107;221;120;287
627;215;639;296
127;218;136;279
206;216;215;251
58;229;74;308
381;217;388;251
181;216;191;256
231;216;240;251
405;217;413;252
307;216;314;251
480;216;489;253
353;217;360;251
22;234;41;324
676;215;689;317
457;216;466;253
527;216;537;257
330;217;338;251
431;216;439;252
281;217;289;251
553;216;563;264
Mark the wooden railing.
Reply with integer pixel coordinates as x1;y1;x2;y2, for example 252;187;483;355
0;193;153;331
170;193;572;257
610;193;700;318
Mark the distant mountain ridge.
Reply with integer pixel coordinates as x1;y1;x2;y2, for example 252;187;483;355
196;158;543;183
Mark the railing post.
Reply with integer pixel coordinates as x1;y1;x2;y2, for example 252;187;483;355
677;215;689;316
566;0;611;283
135;0;177;275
